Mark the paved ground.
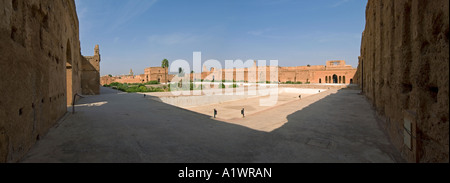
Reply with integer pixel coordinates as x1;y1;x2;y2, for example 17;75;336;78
186;92;315;122
21;87;404;163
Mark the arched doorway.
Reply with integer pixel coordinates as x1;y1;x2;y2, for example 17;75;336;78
339;76;342;84
325;77;328;83
66;40;73;105
350;79;353;84
343;76;346;84
328;76;332;83
333;74;338;84
319;78;322;84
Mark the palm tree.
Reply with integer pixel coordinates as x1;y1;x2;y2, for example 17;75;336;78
161;59;169;84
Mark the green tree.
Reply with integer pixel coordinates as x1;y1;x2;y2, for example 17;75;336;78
161;59;169;84
108;74;113;77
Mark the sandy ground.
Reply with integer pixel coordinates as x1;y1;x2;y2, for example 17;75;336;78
21;87;404;163
186;93;314;122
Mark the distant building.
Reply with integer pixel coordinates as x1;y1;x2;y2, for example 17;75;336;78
279;60;356;84
101;60;356;85
199;60;356;84
101;67;174;85
144;67;173;83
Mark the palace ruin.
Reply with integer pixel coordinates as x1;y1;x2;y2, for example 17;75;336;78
355;0;449;162
0;0;448;163
0;0;100;162
101;60;357;85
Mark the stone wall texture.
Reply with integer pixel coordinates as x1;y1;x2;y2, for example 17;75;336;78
0;0;98;162
355;0;449;162
82;45;101;95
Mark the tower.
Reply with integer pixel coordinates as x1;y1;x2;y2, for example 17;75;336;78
130;69;134;76
89;45;101;72
94;44;100;56
81;45;101;95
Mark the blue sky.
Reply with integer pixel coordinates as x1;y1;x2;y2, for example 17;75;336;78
75;0;368;76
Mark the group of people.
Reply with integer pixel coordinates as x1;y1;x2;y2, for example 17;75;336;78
212;91;325;118
213;108;245;118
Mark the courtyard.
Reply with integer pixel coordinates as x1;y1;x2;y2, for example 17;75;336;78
21;86;404;163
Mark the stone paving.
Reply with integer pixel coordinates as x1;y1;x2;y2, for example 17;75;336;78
21;87;404;163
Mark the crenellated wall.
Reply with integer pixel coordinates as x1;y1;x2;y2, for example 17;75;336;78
355;0;449;162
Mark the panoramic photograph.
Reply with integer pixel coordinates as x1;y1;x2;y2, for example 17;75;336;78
0;0;448;168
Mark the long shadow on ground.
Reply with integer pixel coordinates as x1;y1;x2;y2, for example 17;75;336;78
21;87;403;163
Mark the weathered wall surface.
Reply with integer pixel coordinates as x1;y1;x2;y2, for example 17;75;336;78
356;0;449;162
81;59;100;95
100;75;115;86
82;45;101;95
101;75;147;85
0;0;96;162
